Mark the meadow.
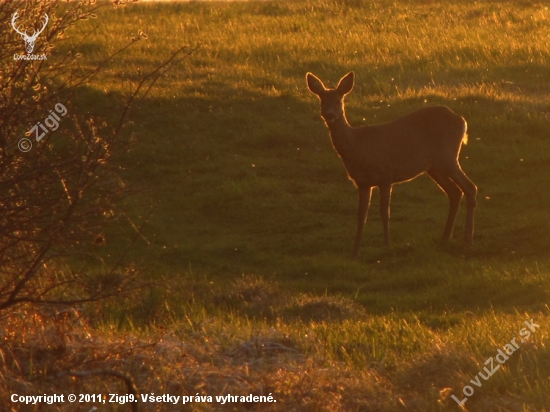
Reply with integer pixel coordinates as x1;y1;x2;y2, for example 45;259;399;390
8;0;550;410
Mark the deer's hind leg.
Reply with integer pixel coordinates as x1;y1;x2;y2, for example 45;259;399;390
427;168;463;241
379;184;392;246
432;160;477;245
446;167;477;245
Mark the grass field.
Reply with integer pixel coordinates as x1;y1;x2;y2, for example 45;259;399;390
12;0;550;410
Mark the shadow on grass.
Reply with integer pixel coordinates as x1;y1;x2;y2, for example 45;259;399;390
70;66;550;317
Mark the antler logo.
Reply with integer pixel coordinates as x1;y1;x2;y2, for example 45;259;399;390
12;11;49;54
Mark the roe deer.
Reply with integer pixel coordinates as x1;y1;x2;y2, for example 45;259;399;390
306;72;477;259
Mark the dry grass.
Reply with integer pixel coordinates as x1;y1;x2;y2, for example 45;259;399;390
1;302;394;411
2;276;548;411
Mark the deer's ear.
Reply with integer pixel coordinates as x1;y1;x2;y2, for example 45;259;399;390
306;73;326;96
337;72;355;95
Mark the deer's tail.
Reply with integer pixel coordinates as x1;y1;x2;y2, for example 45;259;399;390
461;119;468;145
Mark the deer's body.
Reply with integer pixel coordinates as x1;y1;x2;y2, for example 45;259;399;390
329;106;466;187
307;72;477;259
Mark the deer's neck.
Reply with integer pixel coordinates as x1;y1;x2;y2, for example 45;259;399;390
327;116;354;157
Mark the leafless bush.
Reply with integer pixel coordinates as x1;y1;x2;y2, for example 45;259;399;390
0;0;194;314
0;0;198;407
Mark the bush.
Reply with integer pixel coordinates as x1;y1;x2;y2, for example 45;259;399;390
0;0;197;407
0;0;193;313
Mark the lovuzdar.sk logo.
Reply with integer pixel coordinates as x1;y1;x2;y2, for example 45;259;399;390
12;11;48;61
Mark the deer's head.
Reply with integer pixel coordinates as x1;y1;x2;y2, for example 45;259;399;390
306;72;355;124
12;11;49;54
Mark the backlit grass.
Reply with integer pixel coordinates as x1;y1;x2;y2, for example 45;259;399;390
9;0;549;410
64;0;550;301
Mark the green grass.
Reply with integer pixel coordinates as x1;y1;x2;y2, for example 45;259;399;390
67;0;550;299
42;0;550;410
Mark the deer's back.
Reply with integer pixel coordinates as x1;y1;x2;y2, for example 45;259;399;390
346;106;465;186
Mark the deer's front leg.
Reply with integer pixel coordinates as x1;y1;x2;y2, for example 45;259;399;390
379;184;392;246
352;186;372;259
